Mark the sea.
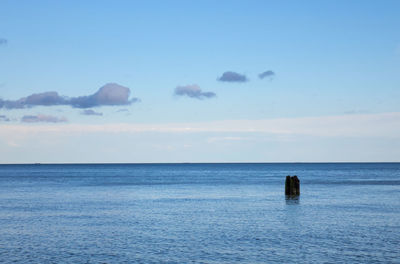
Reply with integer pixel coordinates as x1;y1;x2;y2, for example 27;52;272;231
0;163;399;263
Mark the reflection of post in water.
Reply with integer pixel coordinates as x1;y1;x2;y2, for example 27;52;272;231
285;195;300;204
285;175;300;199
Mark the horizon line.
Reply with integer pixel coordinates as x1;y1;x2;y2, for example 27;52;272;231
1;161;399;165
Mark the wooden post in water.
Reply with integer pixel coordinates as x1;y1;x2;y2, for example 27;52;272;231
285;175;291;195
285;175;300;196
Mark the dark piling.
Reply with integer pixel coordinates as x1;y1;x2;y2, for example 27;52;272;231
285;175;300;196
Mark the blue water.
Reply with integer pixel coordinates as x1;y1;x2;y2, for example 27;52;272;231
0;163;399;263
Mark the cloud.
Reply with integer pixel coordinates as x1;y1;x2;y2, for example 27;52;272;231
258;70;275;79
21;114;67;123
344;110;369;115
2;113;400;163
218;71;248;82
0;38;7;46
0;83;140;109
0;92;66;109
0;115;10;122
12;92;66;109
207;136;249;143
81;109;103;116
4;112;400;139
69;83;139;108
174;85;216;99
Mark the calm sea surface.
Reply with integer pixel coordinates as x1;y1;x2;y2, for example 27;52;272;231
0;163;399;263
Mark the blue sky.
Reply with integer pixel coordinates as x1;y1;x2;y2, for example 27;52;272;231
1;0;400;163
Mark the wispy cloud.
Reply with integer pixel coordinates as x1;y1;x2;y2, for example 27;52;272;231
0;115;10;122
174;85;216;99
258;70;275;80
3;112;400;139
217;71;248;82
344;109;369;115
21;114;67;123
0;38;7;46
81;109;103;116
207;136;249;143
0;83;140;109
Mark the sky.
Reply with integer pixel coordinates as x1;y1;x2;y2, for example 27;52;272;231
1;0;400;163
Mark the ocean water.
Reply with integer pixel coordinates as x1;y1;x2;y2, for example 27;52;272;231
0;163;399;263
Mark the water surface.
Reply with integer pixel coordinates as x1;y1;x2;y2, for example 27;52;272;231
0;163;399;263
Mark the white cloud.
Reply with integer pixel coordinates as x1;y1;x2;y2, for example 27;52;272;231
1;112;399;138
1;112;400;163
207;136;249;143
